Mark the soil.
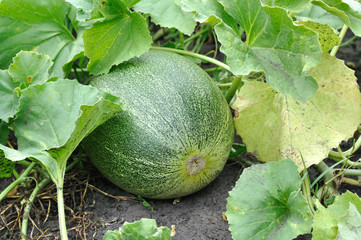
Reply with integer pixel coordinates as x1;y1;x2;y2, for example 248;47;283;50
1;32;361;240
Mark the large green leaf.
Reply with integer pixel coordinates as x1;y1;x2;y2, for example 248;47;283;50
0;0;86;78
0;51;52;122
103;218;171;240
296;4;344;30
218;0;321;101
232;54;361;169
312;0;361;36
312;191;361;240
179;0;239;36
65;0;93;20
261;0;311;12
226;158;312;240
134;0;196;35
83;0;152;75
0;79;122;183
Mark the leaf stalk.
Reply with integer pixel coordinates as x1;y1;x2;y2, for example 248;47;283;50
0;162;36;202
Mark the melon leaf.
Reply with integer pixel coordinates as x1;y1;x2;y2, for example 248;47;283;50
0;79;122;183
300;21;341;52
312;191;361;240
296;4;344;30
0;121;8;145
232;54;361;169
0;0;86;78
226;158;312;240
65;0;94;21
337;204;361;240
0;51;53;123
0;151;14;178
103;218;171;240
312;0;361;36
83;0;152;75
261;0;311;13
180;0;238;31
217;0;321;101
134;0;197;35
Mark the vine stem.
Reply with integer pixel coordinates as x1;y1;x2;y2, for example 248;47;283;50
0;162;36;201
301;169;315;215
330;24;349;57
225;76;243;103
20;157;81;239
57;175;68;240
21;177;51;240
150;46;232;72
328;133;361;161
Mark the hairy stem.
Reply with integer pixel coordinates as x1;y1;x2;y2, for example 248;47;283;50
341;177;361;186
0;162;35;202
334;168;361;176
150;46;231;72
301;169;315;215
20;157;80;239
330;24;349;57
21;177;51;240
225;76;243;103
328;135;361;160
57;177;68;240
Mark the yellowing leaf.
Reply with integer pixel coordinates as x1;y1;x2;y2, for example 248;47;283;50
232;54;361;169
300;21;340;52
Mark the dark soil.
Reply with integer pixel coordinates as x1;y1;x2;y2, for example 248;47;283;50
1;32;361;240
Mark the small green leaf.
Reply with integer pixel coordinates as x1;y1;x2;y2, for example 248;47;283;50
0;0;85;78
103;230;121;240
300;21;341;52
134;0;196;35
0;151;15;178
261;0;311;12
105;218;171;240
8;51;53;89
232;54;361;169
312;191;361;240
312;0;361;36
226;159;312;240
0;51;53;122
83;0;152;75
218;0;322;101
0;121;9;145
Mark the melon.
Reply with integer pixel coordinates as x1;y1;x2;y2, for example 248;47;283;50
82;50;234;199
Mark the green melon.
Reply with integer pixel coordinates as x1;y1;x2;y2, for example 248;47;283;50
82;50;234;199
